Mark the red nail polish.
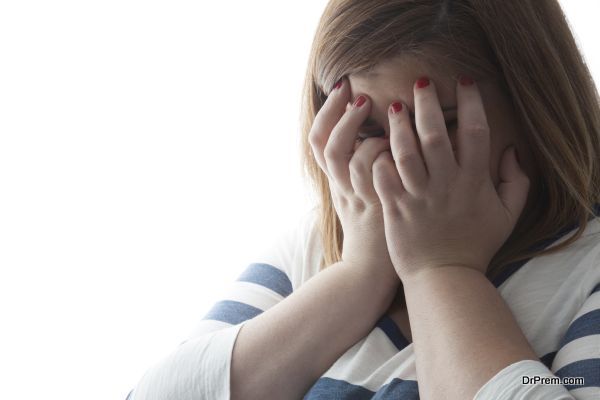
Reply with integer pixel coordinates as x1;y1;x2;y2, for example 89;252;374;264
391;102;403;113
416;77;430;89
333;78;343;91
353;95;366;107
459;75;474;86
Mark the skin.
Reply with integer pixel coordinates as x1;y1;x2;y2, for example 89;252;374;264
344;56;544;399
347;56;540;193
346;55;542;341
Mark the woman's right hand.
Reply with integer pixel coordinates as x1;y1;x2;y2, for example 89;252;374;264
308;76;399;283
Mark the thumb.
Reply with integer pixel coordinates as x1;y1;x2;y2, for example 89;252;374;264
496;146;530;221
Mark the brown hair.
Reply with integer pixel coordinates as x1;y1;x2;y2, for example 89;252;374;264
298;0;600;282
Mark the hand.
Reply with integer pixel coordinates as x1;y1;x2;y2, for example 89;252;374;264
371;76;530;281
309;76;398;282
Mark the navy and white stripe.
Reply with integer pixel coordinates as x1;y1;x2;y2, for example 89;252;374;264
551;282;600;393
125;205;600;399
198;263;293;323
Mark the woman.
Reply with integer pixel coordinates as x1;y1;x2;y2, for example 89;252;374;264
127;1;600;399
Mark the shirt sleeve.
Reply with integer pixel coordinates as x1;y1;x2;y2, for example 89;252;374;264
474;282;600;400
124;208;316;400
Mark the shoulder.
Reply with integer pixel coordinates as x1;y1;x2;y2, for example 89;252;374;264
502;216;600;296
498;217;600;353
249;206;323;291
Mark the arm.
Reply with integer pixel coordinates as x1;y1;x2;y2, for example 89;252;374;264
231;260;399;400
365;73;553;399
403;265;599;400
473;280;600;400
402;265;539;400
126;207;400;400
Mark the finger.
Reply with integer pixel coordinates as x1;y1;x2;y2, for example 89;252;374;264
413;76;457;186
497;146;530;223
349;136;391;204
324;93;373;194
308;76;349;180
372;150;406;212
455;75;490;179
387;100;428;196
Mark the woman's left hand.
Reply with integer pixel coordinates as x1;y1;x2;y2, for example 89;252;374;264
371;75;530;281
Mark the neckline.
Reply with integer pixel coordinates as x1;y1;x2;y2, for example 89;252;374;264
491;202;600;288
378;202;600;349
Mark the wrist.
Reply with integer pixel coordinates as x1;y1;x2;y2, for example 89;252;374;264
401;264;487;288
345;259;400;285
341;260;401;303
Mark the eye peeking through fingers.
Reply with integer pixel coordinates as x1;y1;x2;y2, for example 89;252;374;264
411;118;457;133
357;119;457;141
358;128;386;140
446;119;457;131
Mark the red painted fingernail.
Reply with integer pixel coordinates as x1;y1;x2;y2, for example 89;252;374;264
333;78;343;91
353;95;366;107
416;76;430;89
391;102;403;113
459;74;474;86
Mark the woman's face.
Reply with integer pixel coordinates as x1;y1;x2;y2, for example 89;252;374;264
346;56;538;192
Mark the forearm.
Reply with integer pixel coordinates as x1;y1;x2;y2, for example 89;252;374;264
402;266;538;400
231;260;399;400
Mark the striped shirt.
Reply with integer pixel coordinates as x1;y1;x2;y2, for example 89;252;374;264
126;204;600;399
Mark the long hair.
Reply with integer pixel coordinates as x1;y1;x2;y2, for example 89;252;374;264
298;0;600;282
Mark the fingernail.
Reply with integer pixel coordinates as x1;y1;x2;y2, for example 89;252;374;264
459;74;474;86
332;78;343;91
391;102;403;114
415;76;430;89
353;95;366;107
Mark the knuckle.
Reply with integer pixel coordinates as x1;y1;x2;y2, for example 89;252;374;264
308;129;325;149
347;196;365;212
373;156;393;183
308;130;318;146
323;144;340;162
348;155;364;172
372;169;385;187
463;170;486;187
335;192;349;208
349;163;367;184
463;123;489;137
383;200;402;217
395;151;418;168
372;171;388;189
420;133;447;149
372;152;389;169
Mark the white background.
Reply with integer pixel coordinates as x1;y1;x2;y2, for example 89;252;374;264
0;1;597;399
